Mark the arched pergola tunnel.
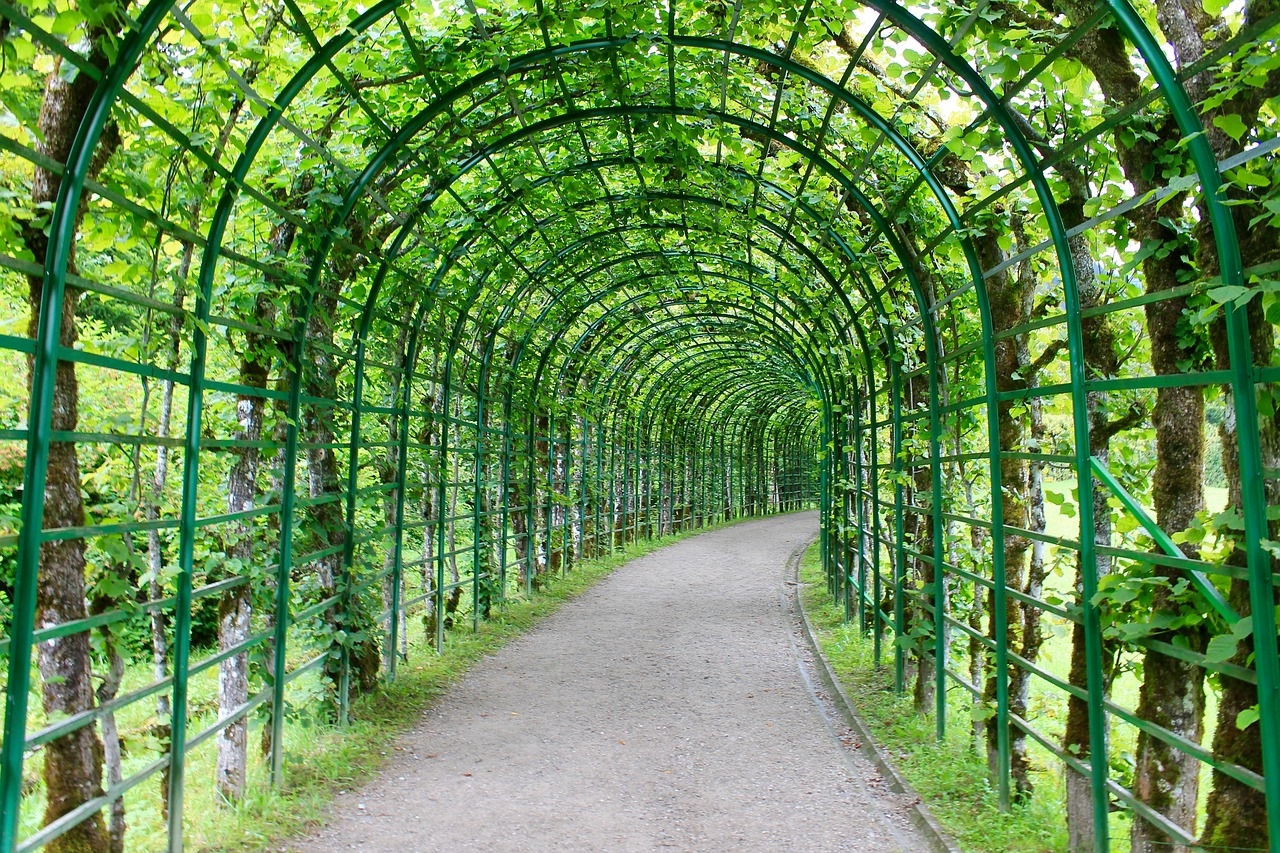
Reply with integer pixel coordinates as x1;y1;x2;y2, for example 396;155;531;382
1;0;1278;850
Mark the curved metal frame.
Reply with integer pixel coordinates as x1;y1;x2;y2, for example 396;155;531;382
1;1;1276;850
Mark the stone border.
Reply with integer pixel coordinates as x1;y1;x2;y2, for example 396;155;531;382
785;540;964;853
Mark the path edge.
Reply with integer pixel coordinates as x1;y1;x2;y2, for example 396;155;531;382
785;540;963;853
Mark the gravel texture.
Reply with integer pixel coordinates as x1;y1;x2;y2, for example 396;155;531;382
292;512;927;852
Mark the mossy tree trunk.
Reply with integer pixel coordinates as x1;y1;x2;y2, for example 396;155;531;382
218;278;281;804
1055;4;1213;844
213;12;283;801
305;264;380;711
906;359;937;715
20;17;122;850
977;212;1036;798
893;220;941;717
1010;118;1133;851
1190;0;1280;841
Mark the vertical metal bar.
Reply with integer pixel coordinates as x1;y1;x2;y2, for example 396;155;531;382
564;420;573;564
338;335;371;725
837;407;849;615
820;406;832;594
544;411;556;576
596;418;606;554
870;384;883;667
853;386;866;630
270;339;304;783
554;421;564;570
644;431;653;540
167;225;218;853
473;384;485;631
660;440;670;535
388;344;411;675
607;431;617;555
435;377;450;651
0;191;65;853
634;425;643;543
579;416;589;557
623;426;632;544
500;394;512;604
891;366;906;694
927;354;948;740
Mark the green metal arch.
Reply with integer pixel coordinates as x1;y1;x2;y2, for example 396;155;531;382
4;2;1272;850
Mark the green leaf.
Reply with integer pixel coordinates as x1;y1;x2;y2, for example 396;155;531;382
1175;129;1207;148
1110;585;1138;605
51;9;84;36
1232;168;1270;188
1213;114;1248;143
1236;706;1260;731
1206;285;1253;306
1156;173;1200;211
1205;633;1239;664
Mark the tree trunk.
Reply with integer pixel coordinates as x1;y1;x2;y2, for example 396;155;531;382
21;33;122;850
94;640;126;853
1049;8;1210;838
1131;224;1207;849
420;371;440;641
216;377;265;803
533;412;551;575
1193;0;1280;836
446;423;462;620
260;398;290;759
1200;359;1279;849
968;575;985;755
896;220;944;718
1018;363;1049;792
218;170;290;800
977;217;1035;797
962;446;988;755
89;593;126;853
149;82;254;778
146;248;183;816
421;401;439;642
380;333;409;670
908;365;937;716
305;286;379;710
1058;184;1124;853
549;418;567;572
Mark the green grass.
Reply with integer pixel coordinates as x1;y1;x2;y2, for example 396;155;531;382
802;474;1233;852
798;541;1070;853
15;515;768;852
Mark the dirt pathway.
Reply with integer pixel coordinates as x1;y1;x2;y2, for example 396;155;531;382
293;512;928;852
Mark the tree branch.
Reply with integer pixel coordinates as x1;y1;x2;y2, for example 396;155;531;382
1097;402;1148;442
1029;338;1067;377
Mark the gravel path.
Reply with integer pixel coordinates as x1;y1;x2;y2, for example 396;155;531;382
293;512;928;852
